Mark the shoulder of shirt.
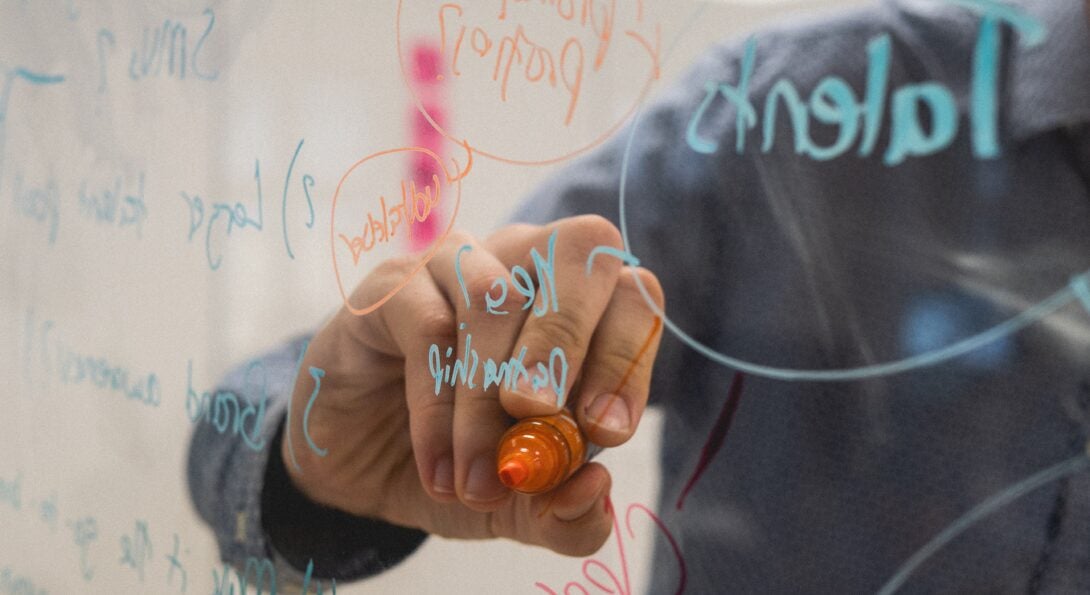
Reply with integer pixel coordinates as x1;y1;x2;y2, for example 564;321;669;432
672;0;1089;135
676;1;981;102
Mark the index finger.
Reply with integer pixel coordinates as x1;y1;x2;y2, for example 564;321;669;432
573;266;664;447
493;215;626;419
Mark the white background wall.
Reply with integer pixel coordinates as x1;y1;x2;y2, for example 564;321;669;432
1;1;870;593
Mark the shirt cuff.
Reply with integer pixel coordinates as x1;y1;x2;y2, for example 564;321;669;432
261;420;429;582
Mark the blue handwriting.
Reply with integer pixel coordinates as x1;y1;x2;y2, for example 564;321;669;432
1;472;190;592
212;557;335;595
185;360;268;451
23;309;161;407
685;0;1045;164
454;228;559;316
0;67;64;204
164;533;188;593
615;0;1071;384
77;171;147;237
119;520;153;582
11;171;60;245
128;8;218;82
429;324;569;406
284;339;328;473
183;140;316;270
181;161;264;271
281;138;316;260
56;342;161;407
0;472;21;512
0;564;47;595
67;516;98;581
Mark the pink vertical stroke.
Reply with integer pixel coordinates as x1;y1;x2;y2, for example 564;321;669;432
408;42;447;251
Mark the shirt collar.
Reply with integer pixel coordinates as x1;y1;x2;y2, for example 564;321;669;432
890;0;1090;139
1005;0;1090;139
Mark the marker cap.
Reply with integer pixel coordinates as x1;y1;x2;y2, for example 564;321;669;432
495;411;587;494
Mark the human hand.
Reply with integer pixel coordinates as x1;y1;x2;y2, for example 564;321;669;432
282;215;664;556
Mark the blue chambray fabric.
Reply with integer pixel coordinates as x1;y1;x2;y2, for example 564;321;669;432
191;0;1090;592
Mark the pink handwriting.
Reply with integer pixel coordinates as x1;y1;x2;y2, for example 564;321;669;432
535;501;687;595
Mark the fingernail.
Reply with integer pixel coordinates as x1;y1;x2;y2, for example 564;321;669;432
516;370;561;408
432;455;454;495
466;455;506;503
585;394;630;434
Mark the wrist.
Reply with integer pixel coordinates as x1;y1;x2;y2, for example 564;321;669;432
264;422;429;579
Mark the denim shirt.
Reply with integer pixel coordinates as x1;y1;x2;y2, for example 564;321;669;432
189;1;1090;592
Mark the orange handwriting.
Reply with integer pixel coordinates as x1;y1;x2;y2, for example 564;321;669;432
338;174;441;264
497;0;617;71
440;3;585;126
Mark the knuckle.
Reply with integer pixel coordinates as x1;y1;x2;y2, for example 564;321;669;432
464;274;503;308
595;344;649;381
550;524;610;557
530;309;588;355
455;386;499;411
505;223;539;237
571;214;622;245
444;229;476;248
352;256;417;304
503;282;531;310
561;215;623;256
617;266;665;309
487;223;538;245
414;394;453;419
416;309;457;345
371;253;414;279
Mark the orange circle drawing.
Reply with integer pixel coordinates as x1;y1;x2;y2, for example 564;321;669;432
330;146;463;316
395;0;661;166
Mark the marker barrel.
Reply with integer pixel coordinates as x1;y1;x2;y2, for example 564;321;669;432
496;410;590;494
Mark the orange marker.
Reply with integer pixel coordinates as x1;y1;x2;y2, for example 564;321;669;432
496;410;597;494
